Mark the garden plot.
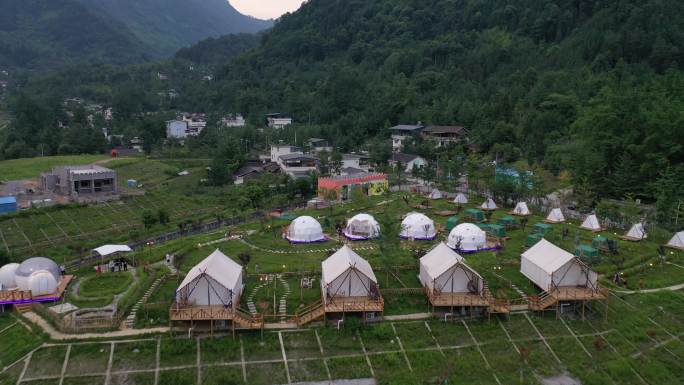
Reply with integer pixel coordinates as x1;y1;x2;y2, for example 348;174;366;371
62;376;105;385
426;320;474;348
245;362;288;385
23;345;67;381
316;327;364;356
159;369;196;385
159;337;197;368
65;343;111;376
0;323;42;370
199;335;242;365
110;340;157;372
281;330;324;359
110;372;155;385
288;358;329;383
327;356;372;380
239;332;283;361
392;321;438;350
202;366;244;385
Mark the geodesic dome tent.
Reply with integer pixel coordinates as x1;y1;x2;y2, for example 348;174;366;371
429;188;442;200
0;263;19;290
419;242;484;296
285;216;326;243
453;193;468;205
512;202;531;216
580;214;602;232
481;198;497;211
175;249;243;308
344;213;381;240
447;223;486;252
400;212;436;240
14;257;61;296
546;208;565;223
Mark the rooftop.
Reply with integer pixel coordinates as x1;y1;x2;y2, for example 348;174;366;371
391;153;422;163
0;196;17;205
389;124;425;132
423;125;468;135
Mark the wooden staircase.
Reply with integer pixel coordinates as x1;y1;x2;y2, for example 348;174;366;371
528;292;558;311
233;309;264;329
484;284;510;314
13;303;33;314
296;300;325;326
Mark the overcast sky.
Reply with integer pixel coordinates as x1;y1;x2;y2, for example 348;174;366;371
230;0;303;19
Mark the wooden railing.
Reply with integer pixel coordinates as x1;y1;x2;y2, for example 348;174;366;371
0;290;33;304
325;297;384;313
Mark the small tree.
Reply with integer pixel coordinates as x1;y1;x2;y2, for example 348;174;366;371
157;209;170;225
238;252;251;266
142;210;158;229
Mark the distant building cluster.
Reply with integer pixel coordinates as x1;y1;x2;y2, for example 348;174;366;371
166;112;207;138
389;123;468;152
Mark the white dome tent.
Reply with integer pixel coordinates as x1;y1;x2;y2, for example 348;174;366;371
512;202;531;216
481;198;497;211
175;249;243;308
622;223;647;241
343;214;381;241
285;216;327;243
429;188;442;200
447;223;486;252
546;208;565;223
14;257;61;296
666;231;684;251
0;263;19;290
580;214;602;232
453;193;468;205
400;213;436;240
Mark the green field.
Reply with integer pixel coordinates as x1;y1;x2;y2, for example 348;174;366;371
0;155;108;181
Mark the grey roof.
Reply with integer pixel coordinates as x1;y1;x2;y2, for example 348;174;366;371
279;154;319;161
341;167;366;175
423;125;468;135
391;153;421;163
342;153;363;160
389;124;424;132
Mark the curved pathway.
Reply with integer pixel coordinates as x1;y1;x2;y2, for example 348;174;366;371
611;282;684;295
22;311;168;340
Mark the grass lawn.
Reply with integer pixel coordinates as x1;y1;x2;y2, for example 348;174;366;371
0;154;108;181
0;323;43;369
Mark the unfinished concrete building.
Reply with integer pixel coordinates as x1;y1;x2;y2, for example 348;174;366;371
41;165;117;198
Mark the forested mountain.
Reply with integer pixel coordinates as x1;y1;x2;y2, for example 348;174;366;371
175;34;260;67
4;0;684;222
80;0;272;57
0;0;271;72
0;0;151;71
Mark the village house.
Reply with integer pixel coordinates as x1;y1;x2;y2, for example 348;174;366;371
41;165;117;198
266;113;293;129
389;123;424;152
389;153;428;173
221;114;246;128
341;153;371;173
166;113;207;138
421;125;469;147
233;161;280;185
270;144;318;178
307;138;333;154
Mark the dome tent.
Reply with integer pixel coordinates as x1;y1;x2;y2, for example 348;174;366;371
285;216;326;243
546;208;565;223
512;202;531;216
400;212;436;240
429;188;442;200
0;263;19;290
481;198;497;211
14;257;61;296
453;193;468;205
447;223;486;252
344;213;381;240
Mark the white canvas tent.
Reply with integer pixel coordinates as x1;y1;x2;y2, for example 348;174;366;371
446;223;486;252
580;214;602;232
481;198;497;211
453;193;468;205
666;231;684;250
546;208;565;223
343;213;380;240
400;212;436;240
321;245;379;303
429;188;442;200
285;216;326;243
512;202;531;216
92;245;132;258
419;242;484;296
520;239;598;292
623;223;647;241
175;249;243;308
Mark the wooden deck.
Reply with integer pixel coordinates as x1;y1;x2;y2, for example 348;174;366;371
169;304;264;328
427;291;489;307
0;275;73;305
551;286;606;301
324;296;384;313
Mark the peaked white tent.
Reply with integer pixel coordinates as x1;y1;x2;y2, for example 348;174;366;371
546;208;565;223
580;214;602;232
344;213;381;240
666;231;684;250
429;188;442;200
400;212;436;240
175;249;243;308
285;216;326;243
481;198;497;211
419;242;484;296
512;202;531;216
321;245;379;303
453;193;468;205
520;239;598;292
446;223;486;252
623;223;647;241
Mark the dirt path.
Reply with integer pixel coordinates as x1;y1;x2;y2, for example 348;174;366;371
612;282;684;294
22;312;168;340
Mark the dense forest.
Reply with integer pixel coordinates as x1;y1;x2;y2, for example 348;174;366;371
0;0;270;72
2;0;684;224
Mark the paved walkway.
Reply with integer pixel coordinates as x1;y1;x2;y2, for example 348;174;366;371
382;313;431;321
23;312;168;340
612;282;684;294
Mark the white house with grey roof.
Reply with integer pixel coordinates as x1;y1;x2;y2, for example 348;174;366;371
389;153;427;173
389;123;425;152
